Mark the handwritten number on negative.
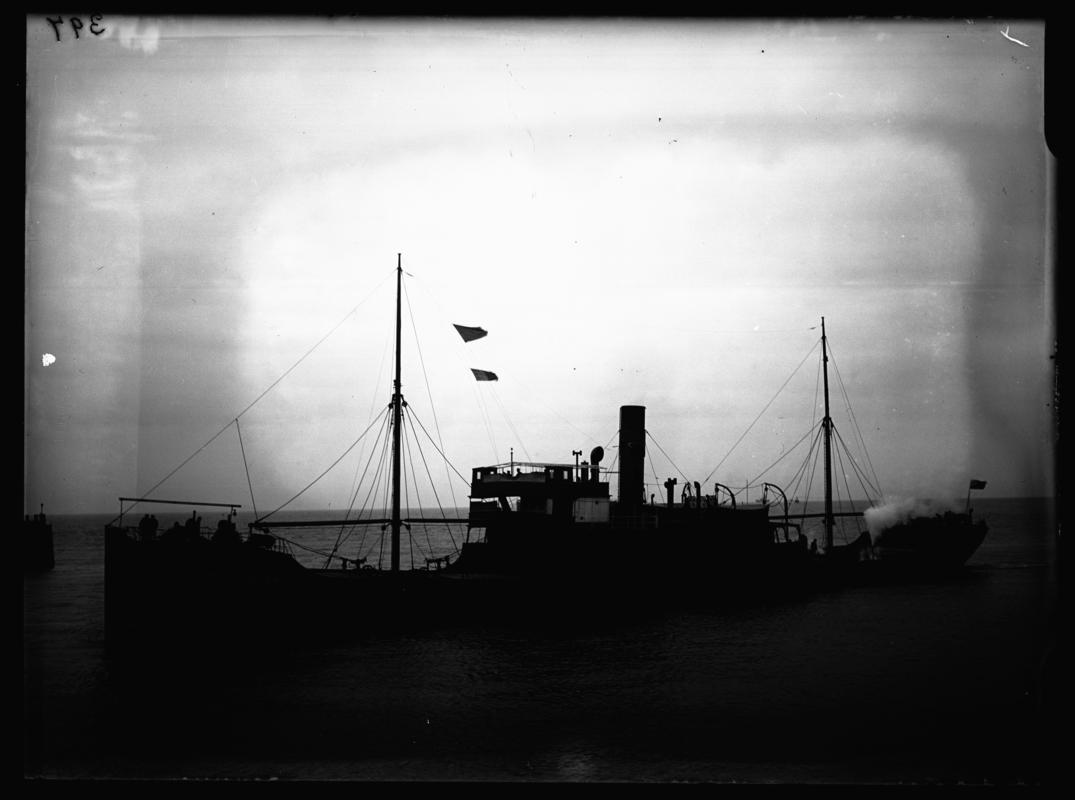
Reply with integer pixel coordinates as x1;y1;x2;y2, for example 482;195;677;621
47;15;106;42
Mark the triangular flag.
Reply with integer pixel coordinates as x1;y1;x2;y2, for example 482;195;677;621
454;324;488;343
471;369;498;381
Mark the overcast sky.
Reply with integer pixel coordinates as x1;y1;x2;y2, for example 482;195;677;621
25;17;1052;515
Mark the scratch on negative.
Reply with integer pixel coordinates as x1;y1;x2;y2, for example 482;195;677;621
1000;25;1029;47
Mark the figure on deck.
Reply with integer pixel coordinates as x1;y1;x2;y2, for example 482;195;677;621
212;513;240;545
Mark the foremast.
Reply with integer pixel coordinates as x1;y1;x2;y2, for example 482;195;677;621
821;316;834;553
391;254;403;572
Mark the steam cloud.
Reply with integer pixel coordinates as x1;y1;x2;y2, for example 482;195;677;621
863;495;961;543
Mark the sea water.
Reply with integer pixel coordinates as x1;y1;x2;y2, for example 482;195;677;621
23;498;1059;783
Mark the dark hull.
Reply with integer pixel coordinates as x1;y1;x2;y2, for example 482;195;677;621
873;513;988;573
104;506;817;648
23;521;55;571
104;526;486;648
104;508;989;648
455;518;816;601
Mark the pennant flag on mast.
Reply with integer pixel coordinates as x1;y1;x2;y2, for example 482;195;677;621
968;479;987;490
471;369;498;381
454;324;488;343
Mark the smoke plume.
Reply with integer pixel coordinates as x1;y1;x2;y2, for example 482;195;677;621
863;495;961;543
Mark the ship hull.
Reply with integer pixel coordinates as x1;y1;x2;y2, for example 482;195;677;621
103;509;988;648
872;513;988;572
23;520;55;571
451;503;821;607
104;506;820;648
104;525;490;648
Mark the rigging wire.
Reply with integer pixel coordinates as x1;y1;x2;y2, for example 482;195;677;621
402;279;465;526
733;327;881;550
694;324;881;550
741;421;826;492
830;440;849;542
830;424;872;500
406;265;610;462
645;430;691;485
812;342;824;432
234;417;259;520
358;408;396;564
255;409;387;524
772;341;824;515
791;425;824;498
603;430;619;452
490;370;604;450
343;334;391;533
793;424;825;539
646;447;664;501
800;435;822;540
400;425;419;569
782;423;821;508
536;402;603;449
376;433;394;569
402;412;459;564
489;385;533;463
268;531;341;562
341;402;392;521
778;421;808;503
403;407;462;553
112;423;237;524
355;413;396;565
633;322;829;336
702;339;820;486
234;272;393;423
326;406;392;567
472;381;501;462
829;347;884;498
605;450;620;496
832;424;883;500
334;409;393;563
403;270;501;461
117;271;394;522
407;269;603;454
406;408;473;490
400;414;426;563
825;350;877;494
838;437;864;522
832;437;864;543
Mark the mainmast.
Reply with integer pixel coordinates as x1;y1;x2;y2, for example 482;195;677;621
391;253;403;572
821;316;834;552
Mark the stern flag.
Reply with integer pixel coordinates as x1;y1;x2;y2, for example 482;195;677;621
969;479;987;490
471;369;498;381
454;324;488;343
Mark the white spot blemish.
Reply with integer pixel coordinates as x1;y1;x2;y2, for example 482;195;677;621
1000;25;1029;47
42;353;56;367
116;19;161;54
